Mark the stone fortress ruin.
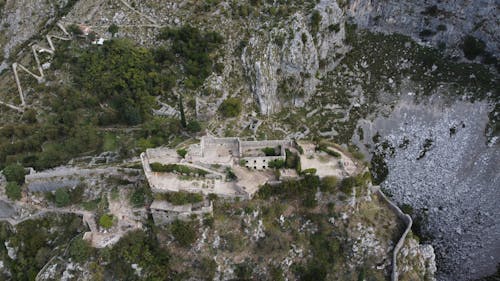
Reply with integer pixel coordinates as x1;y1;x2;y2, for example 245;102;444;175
141;135;359;225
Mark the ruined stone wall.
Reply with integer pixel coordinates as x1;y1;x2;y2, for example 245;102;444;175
240;140;291;152
151;201;213;225
201;136;240;157
374;186;413;281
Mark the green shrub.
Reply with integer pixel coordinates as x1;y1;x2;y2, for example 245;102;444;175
235;262;253;280
268;159;285;169
108;24;119;37
130;186;147;207
302;192;317;208
320;176;338;193
262;147;278;156
340;177;355;195
419;29;435;37
225;167;237;181
2;164;25;184
170;220;197;247
177;148;187;158
218;97;242;117
302;168;317;175
6;182;22;200
258;175;319;200
311;10;322;34
55;188;70;207
69;238;93;263
328;23;340;33
150;163;208;176
317;144;341;158
462;35;486;60
67;24;83;35
285;149;299;169
106;230;171;279
200;257;217;280
156;191;203;205
99;214;114;229
401;203;414;215
69;184;85;205
187;120;202;133
269;266;285;281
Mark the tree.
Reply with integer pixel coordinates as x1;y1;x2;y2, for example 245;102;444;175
3;163;25;184
68;24;83;35
311;10;322;34
462;35;486;60
340;177;355;195
55;188;70;207
108;24;119;37
69;238;93;263
130;186;147;208
6;182;22;200
170;220;197;247
179;95;187;128
177;148;187;158
187;120;202;133
320;176;338;193
218;97;242;118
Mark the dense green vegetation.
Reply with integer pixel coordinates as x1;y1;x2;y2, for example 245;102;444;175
130;185;150;208
258;174;320;207
99;214;114;229
64;39;159;125
170;219;198;247
54;188;70;207
462;35;486;60
5;182;22;200
0;25;223;171
2;163;25;184
316;144;341;158
155;191;204;205
268;158;286;169
43;185;85;207
0;215;84;280
218;97;242;117
150;162;209;176
69;237;94;263
262;146;279;156
104;230;171;280
157;25;224;89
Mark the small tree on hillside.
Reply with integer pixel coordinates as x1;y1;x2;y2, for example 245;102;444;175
55;188;70;207
3;164;25;184
218;97;242;118
6;182;22;200
179;95;187;128
108;24;119;37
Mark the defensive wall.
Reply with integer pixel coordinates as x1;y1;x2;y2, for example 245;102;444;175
373;186;413;281
151;200;213;225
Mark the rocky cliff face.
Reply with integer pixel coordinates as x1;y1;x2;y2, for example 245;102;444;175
353;94;499;281
242;0;346;115
348;0;499;59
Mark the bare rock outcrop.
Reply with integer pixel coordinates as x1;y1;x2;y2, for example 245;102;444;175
353;94;500;281
242;0;346;115
348;0;499;59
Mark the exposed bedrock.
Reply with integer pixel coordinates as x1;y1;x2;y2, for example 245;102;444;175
353;94;499;281
242;0;346;115
348;0;499;59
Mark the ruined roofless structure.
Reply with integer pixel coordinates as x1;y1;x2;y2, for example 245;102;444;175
141;135;293;200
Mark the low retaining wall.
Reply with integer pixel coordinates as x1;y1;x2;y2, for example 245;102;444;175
374;186;413;281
